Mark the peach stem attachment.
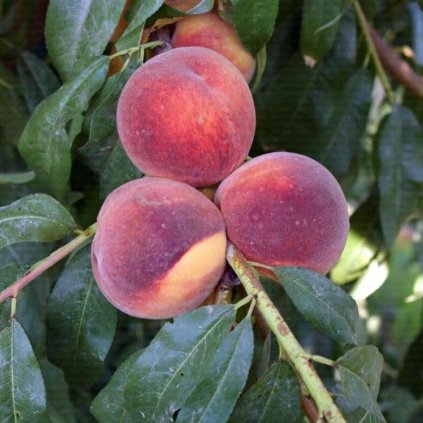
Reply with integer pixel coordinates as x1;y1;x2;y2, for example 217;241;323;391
226;244;346;423
0;223;97;304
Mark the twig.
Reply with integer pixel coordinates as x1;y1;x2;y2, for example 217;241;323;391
0;223;97;304
227;244;346;423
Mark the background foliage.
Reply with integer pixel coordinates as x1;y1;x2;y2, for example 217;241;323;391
1;0;423;422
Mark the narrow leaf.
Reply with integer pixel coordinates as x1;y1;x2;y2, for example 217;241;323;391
18;57;108;198
0;194;76;250
178;318;254;423
0;320;48;422
337;346;385;420
301;0;344;60
229;0;279;54
17;51;60;112
230;361;302;423
124;305;236;422
273;267;359;345
46;244;117;386
0;171;35;185
45;0;126;80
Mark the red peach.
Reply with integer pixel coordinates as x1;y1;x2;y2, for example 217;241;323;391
172;12;256;82
215;153;350;274
116;47;256;187
91;177;227;319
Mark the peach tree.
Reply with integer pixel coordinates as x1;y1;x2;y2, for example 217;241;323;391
1;1;423;422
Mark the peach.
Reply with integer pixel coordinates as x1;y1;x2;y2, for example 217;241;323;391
215;153;350;274
116;47;256;188
171;12;256;82
91;177;227;319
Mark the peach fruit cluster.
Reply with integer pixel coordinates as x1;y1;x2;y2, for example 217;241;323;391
92;24;349;320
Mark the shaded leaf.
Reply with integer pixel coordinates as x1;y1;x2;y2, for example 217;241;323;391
301;0;345;60
177;318;254;423
273;267;359;345
0;194;76;250
124;305;235;422
17;51;60;113
91;350;143;423
228;0;279;54
46;244;117;386
0;320;48;422
18;57;108;199
45;0;126;80
229;361;302;423
336;346;385;420
0;171;35;185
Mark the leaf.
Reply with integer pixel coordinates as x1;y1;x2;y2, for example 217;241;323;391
301;0;345;60
418;1;423;12
18;57;108;199
99;141;142;199
314;69;372;177
117;0;164;51
0;171;35;185
228;0;279;54
45;0;126;80
91;350;143;422
0;320;49;422
123;305;235;422
336;346;385;420
378;104;423;245
79;63;137;173
16;51;60;113
177;318;254;423
40;359;76;423
273;267;359;345
0;194;76;250
229;361;302;423
46;244;117;386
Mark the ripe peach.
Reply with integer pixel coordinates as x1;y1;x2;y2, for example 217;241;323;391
91;177;227;319
116;47;256;188
171;12;256;82
215;153;350;274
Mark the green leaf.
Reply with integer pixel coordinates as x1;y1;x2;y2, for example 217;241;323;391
40;359;76;423
336;346;385;420
99;142;142;199
301;0;345;60
117;0;164;51
18;57;108;199
229;361;302;423
79;63;137;173
0;171;35;185
46;244;117;386
0;194;76;250
418;1;423;12
378;104;423;245
228;0;279;54
45;0;126;80
0;320;48;422
124;305;236;422
314;69;372;177
91;350;143;422
273;267;359;345
17;51;60;113
177;318;254;423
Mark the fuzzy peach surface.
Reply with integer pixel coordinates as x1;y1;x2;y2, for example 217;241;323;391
92;177;227;319
215;152;350;274
172;12;256;82
116;47;256;188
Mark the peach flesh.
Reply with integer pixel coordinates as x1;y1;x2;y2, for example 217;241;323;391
92;177;227;319
215;153;350;274
116;47;256;188
172;12;256;82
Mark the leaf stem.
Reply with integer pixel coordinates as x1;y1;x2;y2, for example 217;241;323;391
109;41;164;61
307;354;337;367
227;244;346;423
0;223;97;304
354;0;394;104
